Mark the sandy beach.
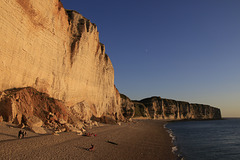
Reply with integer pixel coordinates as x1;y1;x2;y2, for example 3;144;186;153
0;120;176;160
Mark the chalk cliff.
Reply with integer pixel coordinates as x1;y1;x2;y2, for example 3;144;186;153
0;0;123;129
140;97;221;120
120;96;222;120
120;94;149;119
0;0;222;132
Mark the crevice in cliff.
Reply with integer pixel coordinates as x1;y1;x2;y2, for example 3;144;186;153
65;10;98;66
66;10;82;66
100;43;105;54
66;10;93;66
58;0;64;11
97;43;109;65
104;54;109;63
86;20;90;32
70;37;80;65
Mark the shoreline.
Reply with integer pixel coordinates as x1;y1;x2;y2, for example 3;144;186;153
165;118;228;160
165;118;240;160
0;120;176;160
164;122;184;160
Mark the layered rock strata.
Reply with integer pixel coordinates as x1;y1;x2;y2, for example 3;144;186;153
120;96;222;120
0;0;123;127
140;97;221;120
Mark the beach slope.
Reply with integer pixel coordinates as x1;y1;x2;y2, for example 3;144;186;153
0;120;175;160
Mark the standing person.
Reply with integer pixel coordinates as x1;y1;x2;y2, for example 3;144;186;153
18;130;23;139
22;130;27;138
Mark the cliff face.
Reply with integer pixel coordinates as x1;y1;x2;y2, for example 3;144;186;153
0;0;222;130
140;97;221;120
120;94;149;119
120;96;221;120
120;94;135;118
0;0;123;122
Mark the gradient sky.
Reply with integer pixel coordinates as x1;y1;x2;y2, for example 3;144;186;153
61;0;240;117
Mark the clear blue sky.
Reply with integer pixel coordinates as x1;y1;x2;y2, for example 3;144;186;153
61;0;240;117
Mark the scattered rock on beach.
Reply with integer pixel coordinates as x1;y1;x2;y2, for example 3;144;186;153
24;116;48;134
52;132;60;136
19;123;26;129
14;113;22;125
26;116;44;128
31;126;47;134
81;128;86;132
77;131;82;135
92;121;99;127
64;123;82;133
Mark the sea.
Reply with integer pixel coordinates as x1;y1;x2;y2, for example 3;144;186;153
166;118;240;160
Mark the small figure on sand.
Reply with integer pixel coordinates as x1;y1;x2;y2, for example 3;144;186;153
85;132;97;137
18;129;27;139
87;144;95;151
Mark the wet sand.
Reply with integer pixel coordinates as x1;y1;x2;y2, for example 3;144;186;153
0;120;176;160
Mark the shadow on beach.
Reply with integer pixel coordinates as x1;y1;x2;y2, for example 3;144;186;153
75;146;89;151
0;132;51;143
106;140;118;145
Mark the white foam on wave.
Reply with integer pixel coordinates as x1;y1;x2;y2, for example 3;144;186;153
163;123;167;129
165;124;178;155
165;124;185;160
172;146;178;153
167;129;176;142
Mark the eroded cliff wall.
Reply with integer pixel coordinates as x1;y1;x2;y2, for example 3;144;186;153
0;0;123;122
120;94;149;119
140;97;221;120
120;96;221;120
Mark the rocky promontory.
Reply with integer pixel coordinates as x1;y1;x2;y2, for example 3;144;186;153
120;95;222;120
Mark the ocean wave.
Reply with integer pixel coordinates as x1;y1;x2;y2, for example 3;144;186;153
172;146;178;153
166;125;184;160
167;128;176;142
163;123;167;129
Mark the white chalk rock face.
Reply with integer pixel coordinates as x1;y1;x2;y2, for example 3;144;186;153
0;0;123;120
